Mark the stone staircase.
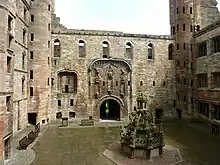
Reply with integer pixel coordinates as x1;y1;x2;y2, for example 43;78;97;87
80;119;94;126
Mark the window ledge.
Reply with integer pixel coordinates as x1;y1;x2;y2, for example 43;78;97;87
198;88;208;90
210;88;220;91
6;48;14;54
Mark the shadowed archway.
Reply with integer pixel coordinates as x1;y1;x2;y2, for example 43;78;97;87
100;99;120;120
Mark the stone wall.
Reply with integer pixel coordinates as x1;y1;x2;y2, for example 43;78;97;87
50;31;176;121
28;0;52;124
195;24;220;121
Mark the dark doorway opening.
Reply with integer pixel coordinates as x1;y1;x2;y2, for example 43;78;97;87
4;137;11;160
100;99;120;120
176;109;182;120
28;113;37;125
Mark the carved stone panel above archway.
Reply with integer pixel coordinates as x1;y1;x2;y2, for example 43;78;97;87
88;58;132;99
88;58;132;120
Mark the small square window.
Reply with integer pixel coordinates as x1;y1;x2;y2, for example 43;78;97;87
58;100;61;106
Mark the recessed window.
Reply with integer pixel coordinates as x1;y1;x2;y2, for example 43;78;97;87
190;7;193;14
125;42;133;58
168;44;173;60
6;96;11;112
184;96;187;102
184;78;187;86
48;40;50;48
183;7;185;13
56;112;62;119
23;30;26;45
48;23;50;31
78;40;86;57
183;24;185;31
58;100;61;106
22;53;25;69
190;25;193;32
31;33;34;41
140;81;143;86
102;41;109;57
30;87;33;96
197;41;207;57
51;78;54;86
163;81;166;86
148;43;154;59
65;85;69;93
7;56;12;73
30;51;33;59
54;39;61;57
177;43;179;50
69;112;75;118
116;81;118;86
48;78;50;85
153;81;155;86
22;77;25;94
177;8;179;14
196;25;200;31
24;8;27;21
70;99;73;106
30;70;33;79
197;73;208;88
48;5;51;11
31;15;34;22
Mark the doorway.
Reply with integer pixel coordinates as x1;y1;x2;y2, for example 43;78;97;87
176;109;182;120
100;99;120;120
28;113;37;125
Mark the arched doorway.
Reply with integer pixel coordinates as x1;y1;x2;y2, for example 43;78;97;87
100;99;120;120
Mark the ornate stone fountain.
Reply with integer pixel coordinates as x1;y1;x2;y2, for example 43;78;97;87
120;93;165;160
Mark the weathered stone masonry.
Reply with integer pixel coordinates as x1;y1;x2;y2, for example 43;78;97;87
51;30;176;121
0;0;220;164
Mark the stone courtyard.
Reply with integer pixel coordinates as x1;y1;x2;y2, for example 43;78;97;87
14;120;218;165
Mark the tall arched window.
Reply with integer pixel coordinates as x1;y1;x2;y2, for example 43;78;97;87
125;42;133;59
78;40;86;57
54;39;61;57
168;44;173;60
102;41;109;58
148;43;154;59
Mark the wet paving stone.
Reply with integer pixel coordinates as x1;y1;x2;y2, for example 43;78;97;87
31;122;220;165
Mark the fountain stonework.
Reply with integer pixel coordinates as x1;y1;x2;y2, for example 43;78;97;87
120;93;165;160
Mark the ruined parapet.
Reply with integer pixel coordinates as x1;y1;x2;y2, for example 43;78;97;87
51;27;173;40
120;93;165;160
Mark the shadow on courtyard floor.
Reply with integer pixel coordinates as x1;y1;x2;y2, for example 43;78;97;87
31;121;220;165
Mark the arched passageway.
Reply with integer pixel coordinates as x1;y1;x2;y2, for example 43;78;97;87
100;99;120;120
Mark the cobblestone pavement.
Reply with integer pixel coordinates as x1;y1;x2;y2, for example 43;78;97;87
103;143;184;165
6;125;48;165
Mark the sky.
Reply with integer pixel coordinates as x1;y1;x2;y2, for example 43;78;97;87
55;0;220;35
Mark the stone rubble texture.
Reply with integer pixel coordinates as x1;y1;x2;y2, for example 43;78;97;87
0;0;219;164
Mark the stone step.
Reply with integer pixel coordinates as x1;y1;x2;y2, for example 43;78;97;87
80;119;94;126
